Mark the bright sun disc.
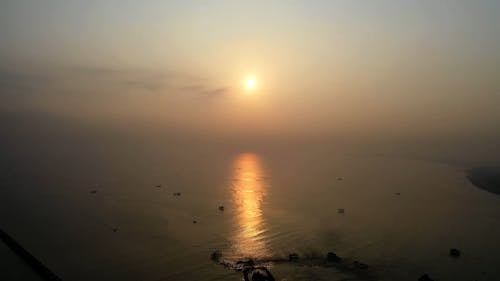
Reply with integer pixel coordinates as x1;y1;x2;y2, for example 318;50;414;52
245;79;256;90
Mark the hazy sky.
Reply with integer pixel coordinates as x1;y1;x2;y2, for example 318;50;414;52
1;0;500;142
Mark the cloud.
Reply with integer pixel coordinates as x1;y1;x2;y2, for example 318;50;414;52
204;87;228;97
65;66;170;92
0;63;229;100
120;78;165;92
180;84;204;92
180;82;229;99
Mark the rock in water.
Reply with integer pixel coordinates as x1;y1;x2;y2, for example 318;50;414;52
245;267;276;281
418;274;435;281
353;260;368;269
449;248;461;257
210;250;222;261
326;252;342;262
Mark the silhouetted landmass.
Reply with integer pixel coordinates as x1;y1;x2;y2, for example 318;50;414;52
0;228;62;281
467;167;500;195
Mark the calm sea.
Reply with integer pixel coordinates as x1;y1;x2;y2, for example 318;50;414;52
1;146;500;281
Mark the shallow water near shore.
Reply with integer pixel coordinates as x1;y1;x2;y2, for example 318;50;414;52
1;148;500;281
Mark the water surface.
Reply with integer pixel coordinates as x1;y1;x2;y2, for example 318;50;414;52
1;148;500;281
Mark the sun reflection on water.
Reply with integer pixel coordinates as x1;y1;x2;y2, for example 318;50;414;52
230;153;270;259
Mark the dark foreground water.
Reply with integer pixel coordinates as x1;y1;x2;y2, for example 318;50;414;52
1;148;500;281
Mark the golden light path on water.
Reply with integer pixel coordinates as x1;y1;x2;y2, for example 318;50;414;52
229;153;271;259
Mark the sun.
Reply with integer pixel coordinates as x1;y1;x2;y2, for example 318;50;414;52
246;79;256;89
244;78;257;91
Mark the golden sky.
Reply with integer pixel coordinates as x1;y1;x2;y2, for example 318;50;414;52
1;1;499;143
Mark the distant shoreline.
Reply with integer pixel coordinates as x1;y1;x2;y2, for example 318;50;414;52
467;167;500;195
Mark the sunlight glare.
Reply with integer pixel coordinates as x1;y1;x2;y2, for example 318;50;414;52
244;77;257;91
